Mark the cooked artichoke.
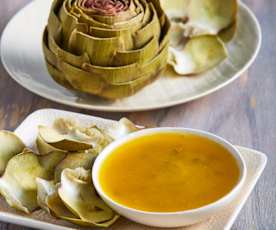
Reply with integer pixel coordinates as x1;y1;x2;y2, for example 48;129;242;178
0;131;25;174
0;149;49;213
43;0;170;99
58;168;118;226
54;150;97;182
168;36;227;75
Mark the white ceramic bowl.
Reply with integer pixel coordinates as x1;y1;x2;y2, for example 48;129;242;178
92;128;247;228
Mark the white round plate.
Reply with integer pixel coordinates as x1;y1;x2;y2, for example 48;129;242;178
1;0;261;112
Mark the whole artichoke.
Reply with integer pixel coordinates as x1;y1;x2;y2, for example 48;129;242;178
43;0;170;99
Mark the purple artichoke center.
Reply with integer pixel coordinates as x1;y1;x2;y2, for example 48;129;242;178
83;0;130;15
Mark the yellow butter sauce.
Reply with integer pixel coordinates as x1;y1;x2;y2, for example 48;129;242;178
99;132;240;212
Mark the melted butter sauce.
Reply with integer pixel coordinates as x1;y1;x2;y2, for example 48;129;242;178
99;132;240;212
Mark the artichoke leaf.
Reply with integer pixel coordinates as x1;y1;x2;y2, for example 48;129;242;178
0;131;25;174
39;151;67;178
48;0;63;36
58;168;117;225
106;118;141;140
47;191;119;227
54;150;97;182
36;178;56;212
89;26;134;50
182;0;238;37
38;125;92;152
81;40;169;85
46;40;168;99
47;192;93;227
160;0;189;18
113;36;159;66
168;36;227;75
58;0;89;47
44;61;73;89
36;133;66;155
47;29;90;68
68;28;123;67
134;3;161;49
42;31;73;89
0;149;49;213
97;43;169;99
53;118;112;148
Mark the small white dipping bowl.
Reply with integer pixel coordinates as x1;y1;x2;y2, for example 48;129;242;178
92;128;246;228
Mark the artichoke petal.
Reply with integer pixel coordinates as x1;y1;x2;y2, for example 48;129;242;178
0;149;49;213
64;41;168;89
0;131;25;174
160;0;189;17
38;125;92;152
36;178;56;212
182;0;238;37
53;118;111;148
43;31;73;88
106;117;140;140
54;151;97;182
36;133;66;155
113;36;159;66
38;151;67;177
134;3;160;48
68;28;123;66
58;168;118;225
47;192;93;227
168;35;227;75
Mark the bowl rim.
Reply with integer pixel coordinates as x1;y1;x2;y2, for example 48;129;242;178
92;128;247;216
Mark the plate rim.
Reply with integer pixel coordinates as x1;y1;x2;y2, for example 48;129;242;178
0;1;262;112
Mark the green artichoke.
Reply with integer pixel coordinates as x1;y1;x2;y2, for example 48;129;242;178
43;0;170;99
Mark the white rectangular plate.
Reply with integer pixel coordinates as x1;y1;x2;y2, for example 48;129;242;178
0;109;267;230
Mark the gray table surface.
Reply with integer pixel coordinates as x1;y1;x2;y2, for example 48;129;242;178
0;0;275;229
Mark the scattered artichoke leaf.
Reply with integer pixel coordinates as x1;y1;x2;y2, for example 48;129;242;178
54;118;112;149
0;149;49;213
36;178;56;212
58;168;118;226
47;191;93;227
0;131;25;174
160;0;189;18
106;118;141;140
36;134;66;155
54;150;97;182
182;0;238;37
39;151;67;177
168;35;228;75
38;125;92;151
